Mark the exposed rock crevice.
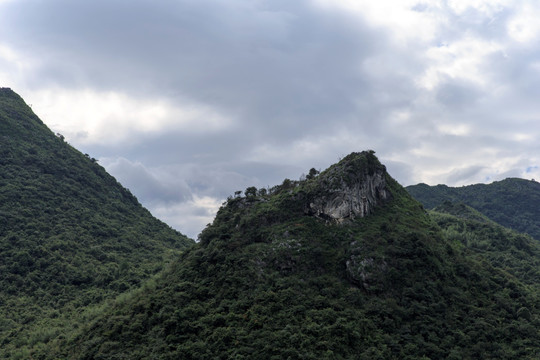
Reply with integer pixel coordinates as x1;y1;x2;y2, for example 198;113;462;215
305;156;391;223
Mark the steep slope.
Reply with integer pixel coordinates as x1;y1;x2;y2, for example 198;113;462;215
430;201;540;287
0;88;194;358
59;151;539;359
406;178;540;240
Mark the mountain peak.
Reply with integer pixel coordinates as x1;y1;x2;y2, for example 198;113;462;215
50;148;540;360
0;87;28;105
0;87;47;139
305;150;392;222
197;150;401;247
0;87;16;95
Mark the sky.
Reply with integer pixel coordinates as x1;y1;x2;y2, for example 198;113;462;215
1;0;540;239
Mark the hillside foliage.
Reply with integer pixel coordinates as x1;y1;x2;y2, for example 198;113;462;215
55;152;540;359
431;201;540;287
0;88;193;358
2;87;540;359
406;179;540;240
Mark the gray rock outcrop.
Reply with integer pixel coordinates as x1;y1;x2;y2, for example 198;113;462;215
305;156;391;223
346;255;388;291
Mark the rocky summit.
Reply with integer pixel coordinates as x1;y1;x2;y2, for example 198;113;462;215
305;151;391;222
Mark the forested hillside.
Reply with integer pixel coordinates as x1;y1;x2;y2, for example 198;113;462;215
406;179;540;240
0;88;193;358
2;87;539;359
430;201;540;287
55;152;540;359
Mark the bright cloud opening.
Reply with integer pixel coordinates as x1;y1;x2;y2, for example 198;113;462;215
419;37;503;90
25;89;234;146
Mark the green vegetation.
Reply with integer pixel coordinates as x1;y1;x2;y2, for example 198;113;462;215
2;87;539;359
431;201;540;287
406;179;540;240
0;88;193;358
56;152;539;359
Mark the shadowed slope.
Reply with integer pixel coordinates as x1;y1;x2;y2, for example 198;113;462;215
407;179;540;240
59;152;539;359
0;88;194;358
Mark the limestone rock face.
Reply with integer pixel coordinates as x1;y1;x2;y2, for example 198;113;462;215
305;152;391;223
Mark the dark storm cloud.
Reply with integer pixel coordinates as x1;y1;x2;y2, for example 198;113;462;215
0;0;424;182
0;1;420;169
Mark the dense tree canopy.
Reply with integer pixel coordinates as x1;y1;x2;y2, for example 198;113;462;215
55;152;540;359
407;179;540;241
2;88;539;359
0;88;193;358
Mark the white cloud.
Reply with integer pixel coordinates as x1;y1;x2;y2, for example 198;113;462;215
2;0;540;237
447;0;509;16
437;123;471;136
0;43;33;86
151;195;223;240
0;44;21;64
25;89;234;146
507;3;540;42
314;0;442;44
419;37;503;90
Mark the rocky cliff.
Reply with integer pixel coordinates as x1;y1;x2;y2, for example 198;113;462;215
305;151;392;223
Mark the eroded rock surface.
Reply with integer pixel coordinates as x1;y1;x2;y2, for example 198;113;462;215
305;152;391;222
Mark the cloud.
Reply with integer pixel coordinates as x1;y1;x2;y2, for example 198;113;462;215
419;37;504;91
2;0;540;237
99;156;284;239
446;165;487;185
151;195;223;240
1;1;379;103
24;88;235;148
100;157;192;204
507;2;540;43
1;0;399;155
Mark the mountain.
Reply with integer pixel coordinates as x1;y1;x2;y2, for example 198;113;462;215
430;201;540;287
0;88;194;358
3;89;539;359
55;151;540;359
406;178;540;240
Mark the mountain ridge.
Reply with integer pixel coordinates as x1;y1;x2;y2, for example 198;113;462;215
406;178;540;240
2;88;539;359
55;151;540;359
430;201;540;287
0;87;194;358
